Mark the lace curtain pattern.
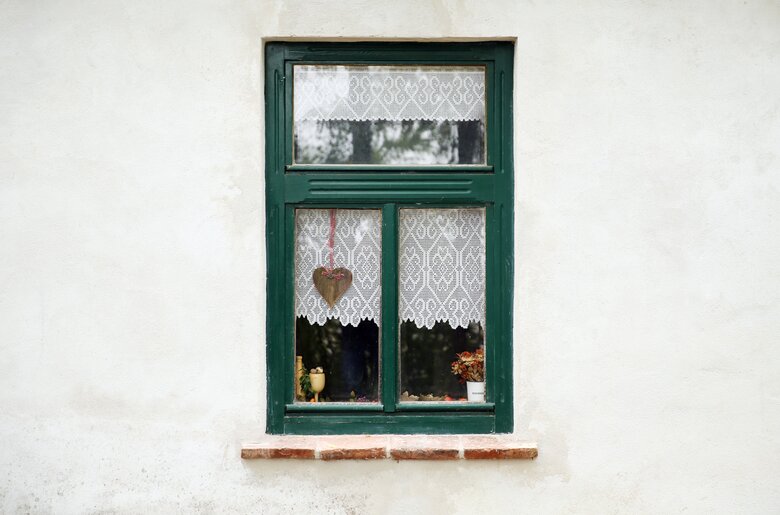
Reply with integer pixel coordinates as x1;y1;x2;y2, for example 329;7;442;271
294;65;486;123
295;209;382;326
295;208;485;329
399;208;486;329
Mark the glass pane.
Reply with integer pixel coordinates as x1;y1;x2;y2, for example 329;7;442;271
293;65;486;165
400;321;484;402
398;208;486;402
294;208;382;403
295;317;379;403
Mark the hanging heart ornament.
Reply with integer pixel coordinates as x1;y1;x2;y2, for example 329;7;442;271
313;267;353;308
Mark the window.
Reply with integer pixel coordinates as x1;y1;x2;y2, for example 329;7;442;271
265;42;514;434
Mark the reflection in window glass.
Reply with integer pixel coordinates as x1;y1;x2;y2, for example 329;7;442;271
293;65;486;165
398;208;486;401
400;321;484;401
294;209;382;403
296;317;379;403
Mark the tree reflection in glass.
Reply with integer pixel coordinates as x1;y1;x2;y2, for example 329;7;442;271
294;119;484;165
399;321;484;401
295;317;379;403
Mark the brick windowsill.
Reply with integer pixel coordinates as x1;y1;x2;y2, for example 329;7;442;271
241;435;537;461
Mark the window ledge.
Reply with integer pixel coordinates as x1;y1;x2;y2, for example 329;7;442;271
241;435;537;461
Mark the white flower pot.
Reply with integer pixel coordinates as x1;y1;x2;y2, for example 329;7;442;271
466;381;485;402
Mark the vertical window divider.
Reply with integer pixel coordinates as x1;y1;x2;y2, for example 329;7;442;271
380;203;399;413
284;204;296;407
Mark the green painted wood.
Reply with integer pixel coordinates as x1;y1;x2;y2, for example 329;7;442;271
282;413;495;435
286;164;494;173
380;204;399;413
396;402;495;412
284;173;495;203
485;203;498;409
494;44;515;433
282;41;507;63
283;56;294;173
265;41;514;435
285;403;384;413
283;205;296;407
265;46;286;434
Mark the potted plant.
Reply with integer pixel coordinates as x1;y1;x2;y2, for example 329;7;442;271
450;347;485;402
298;367;312;401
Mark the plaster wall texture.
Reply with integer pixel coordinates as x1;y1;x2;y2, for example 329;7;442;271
1;0;779;513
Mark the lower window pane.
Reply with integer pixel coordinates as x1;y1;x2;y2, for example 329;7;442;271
398;208;487;402
294;208;382;403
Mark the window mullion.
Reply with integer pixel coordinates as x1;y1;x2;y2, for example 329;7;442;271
380;203;399;412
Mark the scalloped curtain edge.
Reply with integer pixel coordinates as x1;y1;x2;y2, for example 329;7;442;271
400;317;485;330
294;314;483;330
296;313;380;328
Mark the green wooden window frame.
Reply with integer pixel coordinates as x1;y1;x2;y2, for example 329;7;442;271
265;42;514;434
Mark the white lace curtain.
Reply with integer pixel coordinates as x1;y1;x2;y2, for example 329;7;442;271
294;65;486;123
399;209;485;329
295;209;382;327
294;208;486;330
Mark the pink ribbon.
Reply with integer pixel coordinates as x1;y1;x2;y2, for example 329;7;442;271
322;209;344;280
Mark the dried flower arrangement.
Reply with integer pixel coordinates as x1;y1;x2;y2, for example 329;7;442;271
450;347;485;383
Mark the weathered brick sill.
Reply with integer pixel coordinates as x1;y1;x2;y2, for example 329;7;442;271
241;435;537;461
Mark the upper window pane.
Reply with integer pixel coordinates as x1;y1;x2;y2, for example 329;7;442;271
293;65;486;165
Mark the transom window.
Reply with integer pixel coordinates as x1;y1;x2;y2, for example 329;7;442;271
293;65;486;165
265;42;514;434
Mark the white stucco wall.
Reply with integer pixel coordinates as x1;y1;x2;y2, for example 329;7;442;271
2;0;779;513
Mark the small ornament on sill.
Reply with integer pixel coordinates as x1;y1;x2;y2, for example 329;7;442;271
309;367;325;403
313;209;353;308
